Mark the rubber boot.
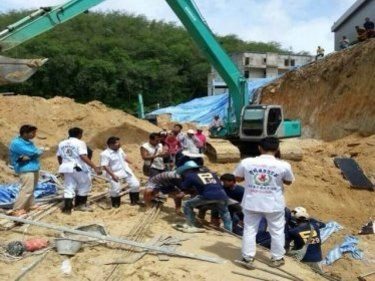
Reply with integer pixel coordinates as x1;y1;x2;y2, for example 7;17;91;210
111;197;121;208
133;192;145;206
62;199;73;214
129;193;136;205
74;195;83;207
75;196;93;212
133;192;140;204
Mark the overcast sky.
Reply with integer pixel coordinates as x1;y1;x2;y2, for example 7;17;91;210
1;0;357;54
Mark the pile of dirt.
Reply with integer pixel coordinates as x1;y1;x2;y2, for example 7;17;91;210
0;95;161;173
261;39;375;141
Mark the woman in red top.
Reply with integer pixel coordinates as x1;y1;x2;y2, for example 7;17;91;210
195;128;207;153
164;131;182;169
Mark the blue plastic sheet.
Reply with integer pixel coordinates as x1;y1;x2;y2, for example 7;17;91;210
147;78;275;126
0;182;57;207
321;235;364;265
320;221;343;243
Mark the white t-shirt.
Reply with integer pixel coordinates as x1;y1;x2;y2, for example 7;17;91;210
100;147;132;174
57;137;89;173
185;136;200;154
141;142;165;170
233;154;294;213
176;132;187;149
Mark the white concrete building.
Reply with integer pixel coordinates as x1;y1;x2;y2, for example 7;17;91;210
208;52;313;95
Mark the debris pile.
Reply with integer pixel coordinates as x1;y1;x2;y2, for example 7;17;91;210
261;39;375;140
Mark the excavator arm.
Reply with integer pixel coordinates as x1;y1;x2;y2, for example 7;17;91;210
0;0;105;85
0;0;105;51
165;0;248;135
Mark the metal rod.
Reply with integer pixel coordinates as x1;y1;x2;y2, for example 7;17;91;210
13;250;50;281
0;214;223;264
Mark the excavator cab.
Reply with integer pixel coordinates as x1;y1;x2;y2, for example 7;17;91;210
239;104;301;141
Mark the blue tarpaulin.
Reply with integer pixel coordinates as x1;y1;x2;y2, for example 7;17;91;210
147;78;275;126
0;181;57;208
321;235;364;265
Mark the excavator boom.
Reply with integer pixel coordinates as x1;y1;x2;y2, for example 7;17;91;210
0;0;105;85
0;0;105;51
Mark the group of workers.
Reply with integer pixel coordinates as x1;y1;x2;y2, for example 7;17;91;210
8;123;325;271
340;17;374;50
355;17;375;43
317;17;373;60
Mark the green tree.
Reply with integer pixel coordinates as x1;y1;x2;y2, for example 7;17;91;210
0;11;290;113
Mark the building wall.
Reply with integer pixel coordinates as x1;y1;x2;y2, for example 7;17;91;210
333;0;375;50
208;52;313;95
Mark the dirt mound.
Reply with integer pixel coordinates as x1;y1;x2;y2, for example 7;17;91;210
261;39;375;141
0;95;160;171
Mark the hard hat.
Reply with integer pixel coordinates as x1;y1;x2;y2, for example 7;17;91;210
187;129;195;134
176;160;200;175
292;206;309;219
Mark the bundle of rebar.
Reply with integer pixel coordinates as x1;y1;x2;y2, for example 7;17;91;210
103;203;162;281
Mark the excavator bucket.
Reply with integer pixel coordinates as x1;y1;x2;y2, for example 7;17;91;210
206;138;241;163
0;55;48;85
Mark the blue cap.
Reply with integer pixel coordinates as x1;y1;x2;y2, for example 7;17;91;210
176;160;200;175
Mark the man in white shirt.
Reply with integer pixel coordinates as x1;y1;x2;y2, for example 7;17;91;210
234;137;294;268
57;127;101;214
185;129;202;154
140;133;167;177
100;136;140;207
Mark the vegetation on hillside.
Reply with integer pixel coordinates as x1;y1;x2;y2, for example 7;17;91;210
0;11;287;113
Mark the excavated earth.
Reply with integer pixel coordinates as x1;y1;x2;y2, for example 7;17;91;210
261;39;375;141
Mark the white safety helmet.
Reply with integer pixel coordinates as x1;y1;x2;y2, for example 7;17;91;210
292;206;309;219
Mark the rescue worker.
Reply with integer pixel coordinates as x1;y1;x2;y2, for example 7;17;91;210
57;127;101;214
287;207;325;273
9;125;45;216
234;137;295;267
143;171;185;213
177;161;232;232
100;136;141;207
199;173;244;232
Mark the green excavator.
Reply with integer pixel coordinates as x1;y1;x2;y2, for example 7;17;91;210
0;0;301;161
